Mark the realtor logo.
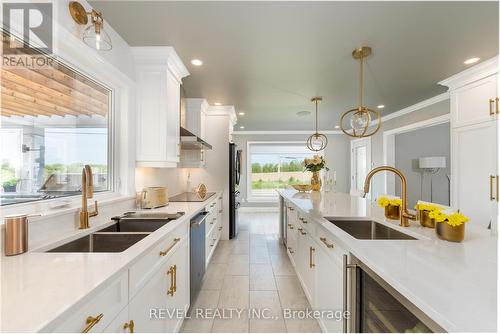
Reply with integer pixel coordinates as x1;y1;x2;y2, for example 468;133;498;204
2;2;53;54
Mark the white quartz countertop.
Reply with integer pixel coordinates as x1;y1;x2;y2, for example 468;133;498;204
278;189;497;333
1;192;221;333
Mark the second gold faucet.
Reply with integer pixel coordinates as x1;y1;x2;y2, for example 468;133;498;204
79;165;98;229
363;166;416;227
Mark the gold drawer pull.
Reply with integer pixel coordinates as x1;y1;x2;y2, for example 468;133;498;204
320;237;334;248
288;207;294;211
218;226;223;231
218;196;222;200
490;99;495;115
167;264;177;296
309;247;316;268
123;320;135;333
287;246;294;254
496;97;499;115
490;175;495;201
497;175;499;202
82;313;103;333
288;224;294;230
297;227;306;235
160;238;181;257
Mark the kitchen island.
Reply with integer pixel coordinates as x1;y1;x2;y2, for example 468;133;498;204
278;189;497;332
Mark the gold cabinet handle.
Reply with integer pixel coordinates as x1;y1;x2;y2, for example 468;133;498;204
309;247;316;268
288;224;294;230
167;265;176;296
299;218;308;224
123;320;135;333
320;237;334;248
159;238;181;257
287;246;294;254
173;264;177;293
82;313;103;333
490;99;495;115
218;226;223;231
490;175;496;201
497;175;499;202
297;227;306;235
288;207;294;211
496;97;499;114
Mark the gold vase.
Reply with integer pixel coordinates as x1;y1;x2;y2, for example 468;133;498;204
311;171;321;191
418;209;435;228
435;221;465;242
384;204;400;220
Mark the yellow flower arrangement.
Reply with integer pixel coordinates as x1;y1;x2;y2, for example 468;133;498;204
377;196;402;208
428;210;470;227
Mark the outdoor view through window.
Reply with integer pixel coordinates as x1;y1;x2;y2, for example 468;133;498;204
1;37;111;206
249;143;317;198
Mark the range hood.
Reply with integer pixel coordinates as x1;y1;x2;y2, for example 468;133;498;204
180;127;213;150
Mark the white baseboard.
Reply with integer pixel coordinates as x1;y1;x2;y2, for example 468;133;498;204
239;206;279;213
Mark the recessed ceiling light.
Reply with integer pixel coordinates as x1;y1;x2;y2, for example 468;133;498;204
239;126;245;129
464;57;480;65
214;102;221;106
296;110;311;117
334;125;340;129
191;59;203;66
377;105;385;109
239;112;245;116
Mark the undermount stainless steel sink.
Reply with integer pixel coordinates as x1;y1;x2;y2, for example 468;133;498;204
326;219;417;240
46;211;185;253
47;232;149;253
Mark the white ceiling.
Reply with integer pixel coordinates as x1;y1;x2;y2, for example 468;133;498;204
90;1;499;130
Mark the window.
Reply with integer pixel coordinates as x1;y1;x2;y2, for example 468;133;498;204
247;142;319;200
1;40;112;206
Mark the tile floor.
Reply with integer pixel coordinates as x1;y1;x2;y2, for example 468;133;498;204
181;211;321;333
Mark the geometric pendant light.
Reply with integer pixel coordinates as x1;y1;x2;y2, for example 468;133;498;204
306;96;328;151
340;46;381;138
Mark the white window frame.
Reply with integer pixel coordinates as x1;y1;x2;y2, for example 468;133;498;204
350;137;372;197
0;33;136;218
246;141;323;202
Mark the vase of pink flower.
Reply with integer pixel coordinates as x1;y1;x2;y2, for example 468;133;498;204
304;155;329;191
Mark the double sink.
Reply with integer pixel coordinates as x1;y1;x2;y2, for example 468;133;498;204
47;212;185;253
326;219;417;240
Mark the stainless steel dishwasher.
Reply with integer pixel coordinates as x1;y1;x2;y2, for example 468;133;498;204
190;211;208;305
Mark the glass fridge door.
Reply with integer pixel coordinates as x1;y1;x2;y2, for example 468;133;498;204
356;269;433;333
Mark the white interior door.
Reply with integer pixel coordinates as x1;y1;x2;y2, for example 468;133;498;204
350;138;372;196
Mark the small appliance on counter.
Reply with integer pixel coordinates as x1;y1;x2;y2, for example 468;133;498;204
141;187;169;209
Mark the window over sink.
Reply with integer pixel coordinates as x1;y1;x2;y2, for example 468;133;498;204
1;34;113;206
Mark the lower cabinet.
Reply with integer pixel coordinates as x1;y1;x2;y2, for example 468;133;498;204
285;210;347;334
103;306;132;333
128;237;189;333
314;239;344;333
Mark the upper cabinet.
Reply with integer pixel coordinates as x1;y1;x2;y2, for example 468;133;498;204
133;47;189;168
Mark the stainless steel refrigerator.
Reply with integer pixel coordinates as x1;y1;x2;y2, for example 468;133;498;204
229;143;242;239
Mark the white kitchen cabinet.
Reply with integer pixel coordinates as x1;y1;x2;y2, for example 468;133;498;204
185;98;209;139
49;272;129;333
314;235;345;333
295;227;316;304
450;75;498;128
133;47;189;168
452;120;498;228
440;58;499;230
128;237;189;333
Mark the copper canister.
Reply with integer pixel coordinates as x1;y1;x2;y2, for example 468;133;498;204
435;221;465;242
4;214;29;256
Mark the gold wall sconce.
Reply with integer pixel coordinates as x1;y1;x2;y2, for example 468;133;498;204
69;1;112;51
306;96;328;151
340;46;381;138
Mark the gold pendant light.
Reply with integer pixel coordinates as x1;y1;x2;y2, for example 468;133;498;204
340;46;381;138
306;97;328;151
